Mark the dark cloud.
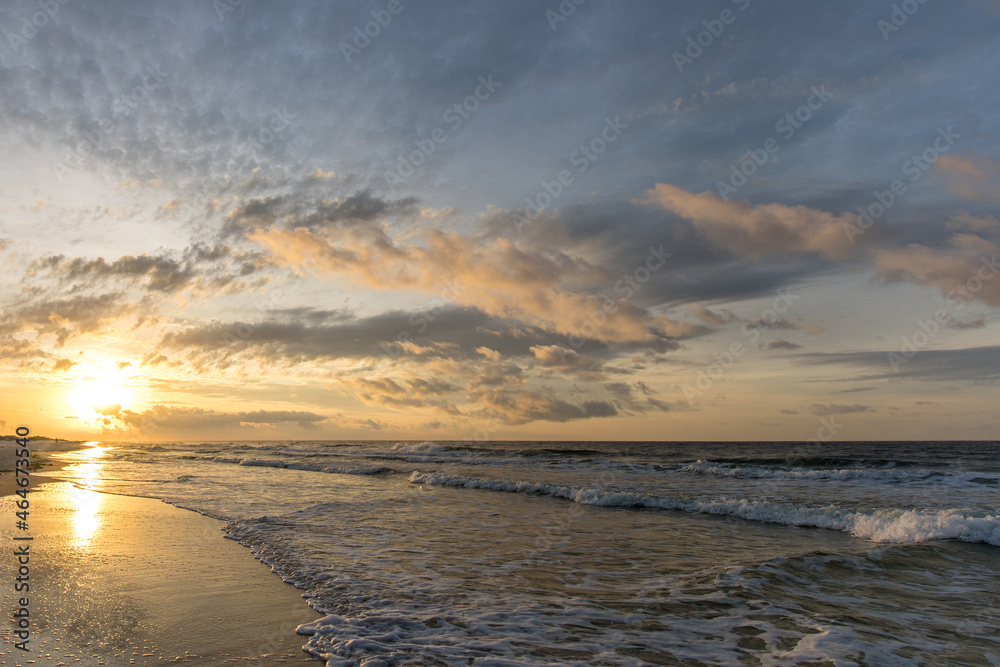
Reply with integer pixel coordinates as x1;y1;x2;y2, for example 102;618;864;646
61;255;195;292
158;306;628;369
946;314;987;330
808;403;872;416
797;346;1000;383
338;376;461;414
603;381;670;415
761;338;802;351
119;405;328;432
477;389;619;425
31;245;267;295
1;293;133;346
220;189;418;239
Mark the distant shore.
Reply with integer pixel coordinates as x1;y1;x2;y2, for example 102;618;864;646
0;436;86;475
0;449;321;664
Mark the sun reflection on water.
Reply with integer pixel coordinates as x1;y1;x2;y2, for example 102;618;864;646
64;443;107;547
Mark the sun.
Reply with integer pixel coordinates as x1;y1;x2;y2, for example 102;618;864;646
67;361;137;423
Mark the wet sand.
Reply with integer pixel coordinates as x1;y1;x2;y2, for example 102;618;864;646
0;470;321;665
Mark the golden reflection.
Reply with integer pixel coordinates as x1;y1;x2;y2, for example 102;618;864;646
65;444;107;547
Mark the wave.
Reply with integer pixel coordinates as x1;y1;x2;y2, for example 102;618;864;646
355;441;510;465
677;459;951;483
287;462;392;476
687;455;937;469
409;472;1000;547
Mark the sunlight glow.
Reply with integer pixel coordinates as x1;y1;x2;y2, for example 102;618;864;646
66;361;137;426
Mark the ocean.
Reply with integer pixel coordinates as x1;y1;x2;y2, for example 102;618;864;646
49;440;1000;666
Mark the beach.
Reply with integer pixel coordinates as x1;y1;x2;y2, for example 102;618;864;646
0;449;320;666
15;439;996;665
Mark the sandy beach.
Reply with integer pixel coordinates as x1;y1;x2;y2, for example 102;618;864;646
0;455;321;666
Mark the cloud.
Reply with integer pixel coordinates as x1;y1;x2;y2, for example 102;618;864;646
874;235;1000;306
935;151;1000;202
530;345;598;369
335;370;625;425
476;347;501;361
467;363;525;390
0;339;49;364
222;189;418;238
53;358;77;372
477;389;618;425
744;315;820;334
249;213;698;346
338;376;461;413
119;405;328;432
3;0;999;442
31;244;266;295
1;293;134;346
641;183;857;260
946;314;987;329
947;213;1000;233
797;346;1000;383
325;414;389;432
158;307;590;369
761;338;801;351
808;403;872;416
396;340;461;358
603;381;671;414
687;305;737;327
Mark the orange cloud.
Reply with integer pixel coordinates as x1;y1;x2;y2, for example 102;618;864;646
935;151;1000;202
875;234;1000;306
249;225;697;345
641;183;857;259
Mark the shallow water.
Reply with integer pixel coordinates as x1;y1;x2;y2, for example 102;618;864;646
50;440;1000;665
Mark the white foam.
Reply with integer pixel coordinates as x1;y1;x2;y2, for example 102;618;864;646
390;441;448;454
409;471;1000;547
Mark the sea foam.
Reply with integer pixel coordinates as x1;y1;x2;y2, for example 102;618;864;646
409;471;1000;547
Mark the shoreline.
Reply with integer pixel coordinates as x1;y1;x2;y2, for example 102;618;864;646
0;452;321;665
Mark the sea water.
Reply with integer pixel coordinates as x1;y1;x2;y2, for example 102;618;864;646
50;440;1000;665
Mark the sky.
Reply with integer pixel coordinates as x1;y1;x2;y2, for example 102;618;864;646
1;0;999;442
